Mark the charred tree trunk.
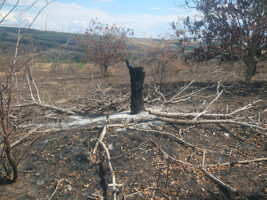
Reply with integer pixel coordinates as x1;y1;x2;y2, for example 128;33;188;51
126;60;146;114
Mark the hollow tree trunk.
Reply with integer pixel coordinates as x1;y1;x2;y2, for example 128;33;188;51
126;60;146;114
243;56;257;82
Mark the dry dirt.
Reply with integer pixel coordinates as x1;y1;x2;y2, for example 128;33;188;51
0;61;266;200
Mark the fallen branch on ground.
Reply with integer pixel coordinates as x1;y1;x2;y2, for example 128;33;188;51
124;191;143;200
193;89;223;120
32;101;77;115
147;99;263;119
159;117;267;133
200;167;237;194
100;141;122;200
93;125;107;154
128;127;202;150
206;157;267;167
111;140;149;160
166;79;196;104
48;179;65;200
229;100;263;116
23;67;79;115
15;102;77;115
11;127;39;148
146;109;231;119
154;141;237;195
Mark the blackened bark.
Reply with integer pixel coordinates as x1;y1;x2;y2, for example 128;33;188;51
126;60;146;114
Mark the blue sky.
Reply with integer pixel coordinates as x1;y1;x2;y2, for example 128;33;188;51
56;0;186;15
2;0;195;37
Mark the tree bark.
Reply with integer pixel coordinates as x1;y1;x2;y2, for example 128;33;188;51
126;60;146;114
1;117;18;184
243;56;257;82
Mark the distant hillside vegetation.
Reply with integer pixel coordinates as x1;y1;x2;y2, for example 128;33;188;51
0;26;85;63
0;26;167;63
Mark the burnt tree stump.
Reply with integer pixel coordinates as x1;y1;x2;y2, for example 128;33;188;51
126;60;146;114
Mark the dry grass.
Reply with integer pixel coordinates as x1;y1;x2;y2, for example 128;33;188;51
29;58;267;90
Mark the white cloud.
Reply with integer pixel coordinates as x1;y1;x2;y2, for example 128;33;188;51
97;0;113;2
1;1;194;38
0;10;16;23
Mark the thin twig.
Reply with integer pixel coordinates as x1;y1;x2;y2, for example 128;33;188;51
206;157;267;167
128;127;202;150
194;90;223;120
111;140;149;160
154;142;196;168
202;149;206;167
48;178;64;200
201;168;237;194
229;100;263;116
31;101;76;115
11;127;39;148
155;141;237;195
100;141;122;200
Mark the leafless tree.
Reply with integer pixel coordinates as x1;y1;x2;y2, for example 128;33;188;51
0;0;53;184
76;19;133;77
142;38;179;90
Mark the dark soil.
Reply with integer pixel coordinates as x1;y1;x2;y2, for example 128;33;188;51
0;64;266;200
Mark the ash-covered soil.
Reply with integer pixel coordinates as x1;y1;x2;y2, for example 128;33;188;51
0;78;266;200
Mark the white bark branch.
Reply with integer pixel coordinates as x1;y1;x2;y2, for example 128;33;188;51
100;141;122;200
229;100;263;116
193;90;223;120
93;125;107;155
159;117;267;133
146;109;230;118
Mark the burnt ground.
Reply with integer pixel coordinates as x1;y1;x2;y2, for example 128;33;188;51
0;63;266;200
